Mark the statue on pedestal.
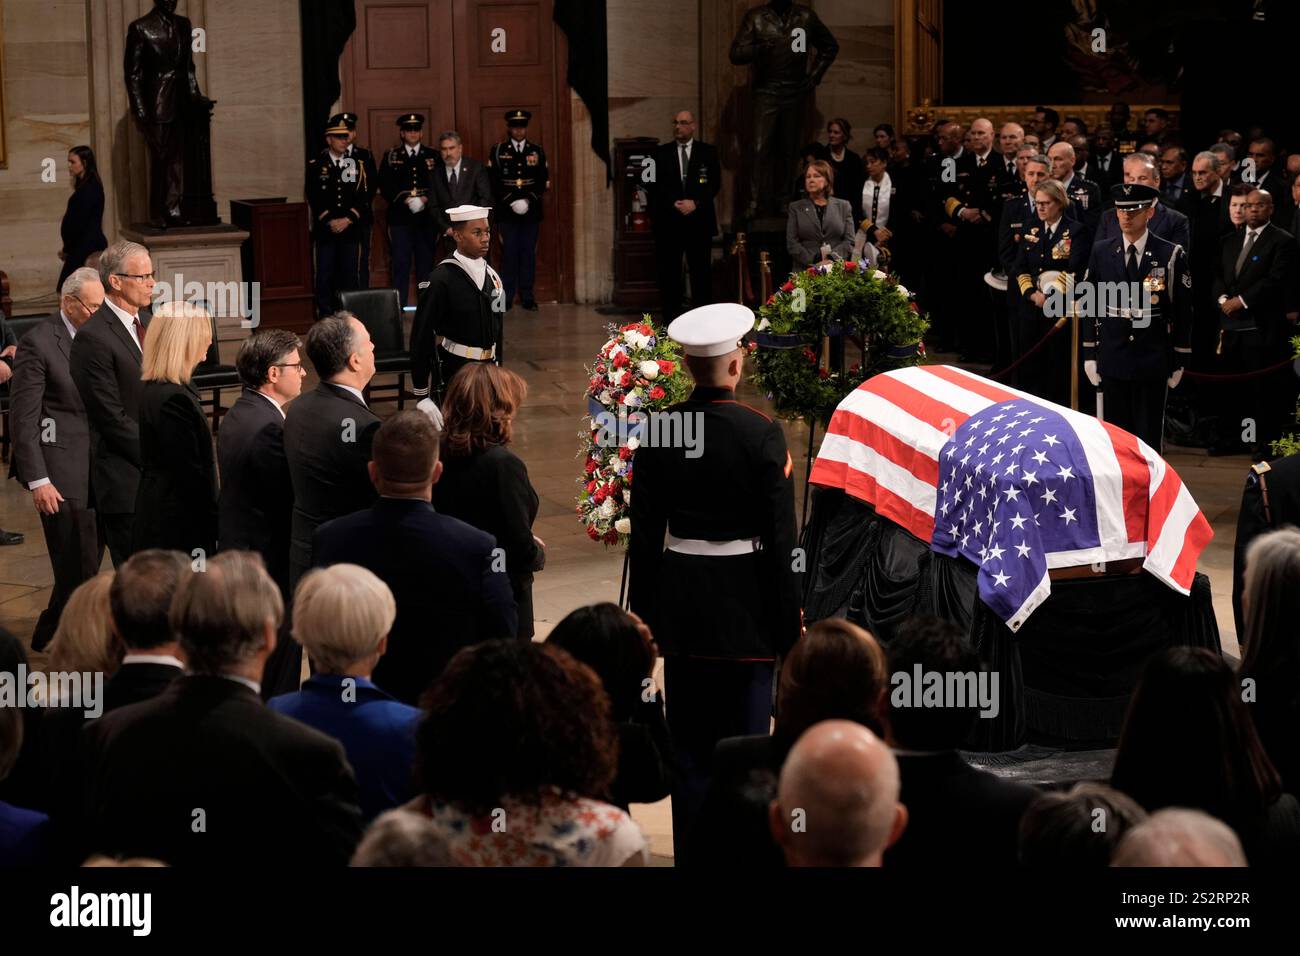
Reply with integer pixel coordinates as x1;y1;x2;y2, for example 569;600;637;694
125;0;218;228
729;0;839;220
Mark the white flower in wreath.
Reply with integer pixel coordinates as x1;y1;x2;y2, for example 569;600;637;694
613;457;629;476
626;435;641;451
614;517;631;534
756;317;771;331
895;284;910;298
623;489;632;504
639;360;660;380
599;497;617;518
598;389;612;404
608;369;622;385
623;392;642;408
873;269;889;281
623;330;647;350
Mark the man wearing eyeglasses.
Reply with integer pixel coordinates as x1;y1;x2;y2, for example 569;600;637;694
70;239;155;567
9;267;106;649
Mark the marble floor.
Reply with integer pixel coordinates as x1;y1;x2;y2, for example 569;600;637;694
0;302;1255;864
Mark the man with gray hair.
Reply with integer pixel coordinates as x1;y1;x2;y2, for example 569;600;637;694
429;129;494;256
78;550;364;866
10;266;106;648
1092;153;1191;254
768;720;908;866
70;239;155;566
1111;808;1248;866
1190;151;1232;363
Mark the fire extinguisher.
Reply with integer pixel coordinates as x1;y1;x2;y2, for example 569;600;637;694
630;185;649;233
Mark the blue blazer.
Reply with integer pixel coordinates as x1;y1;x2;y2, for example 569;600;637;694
0;800;50;866
269;675;420;821
312;497;518;705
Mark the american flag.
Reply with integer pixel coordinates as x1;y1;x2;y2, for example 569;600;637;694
809;365;1213;631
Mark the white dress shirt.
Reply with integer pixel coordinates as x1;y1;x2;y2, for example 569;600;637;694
446;161;462;182
861;173;893;230
122;653;185;669
217;672;261;696
1122;229;1149;261
104;296;143;352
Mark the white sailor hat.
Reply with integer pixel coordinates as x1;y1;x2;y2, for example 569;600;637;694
667;303;755;357
446;205;492;222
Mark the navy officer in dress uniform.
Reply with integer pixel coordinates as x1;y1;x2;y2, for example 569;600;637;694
628;303;802;866
333;111;378;288
410;205;505;403
306;116;369;315
378;113;439;309
488;109;550;312
1080;182;1192;451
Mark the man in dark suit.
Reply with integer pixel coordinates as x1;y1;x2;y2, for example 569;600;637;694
70;239;153;568
9;268;104;650
1081;183;1194;452
313;412;516;706
429;130;495;255
1090;127;1123;193
378;114;438;309
1212;189;1299;456
1159;144;1196;216
1189;151;1234;367
882;617;1038;869
1242;138;1294;227
283;314;380;590
647;110;721;322
76;551;363;866
1092;153;1191;255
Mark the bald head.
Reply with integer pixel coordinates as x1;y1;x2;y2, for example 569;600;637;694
1111;809;1247;867
1047;141;1076;180
1245;188;1273;228
999;122;1024;158
937;122;964;156
769;720;907;867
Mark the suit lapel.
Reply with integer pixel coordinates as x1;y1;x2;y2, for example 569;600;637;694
100;305;143;365
51;314;72;361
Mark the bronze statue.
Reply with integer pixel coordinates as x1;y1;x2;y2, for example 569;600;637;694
125;0;217;227
730;0;838;219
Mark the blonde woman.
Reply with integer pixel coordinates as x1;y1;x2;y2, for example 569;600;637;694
130;301;217;556
45;571;121;694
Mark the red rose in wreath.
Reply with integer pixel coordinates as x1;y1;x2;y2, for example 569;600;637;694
780;281;795;293
844;260;857;271
649;385;666;401
587;525;601;541
657;360;675;375
612;351;629;368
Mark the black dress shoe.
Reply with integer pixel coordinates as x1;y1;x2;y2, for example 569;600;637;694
0;530;24;546
522;301;539;311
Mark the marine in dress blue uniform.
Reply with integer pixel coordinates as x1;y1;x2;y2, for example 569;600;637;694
334;112;378;289
488;109;549;311
1081;182;1193;451
628;304;802;866
378;113;438;309
306;118;369;315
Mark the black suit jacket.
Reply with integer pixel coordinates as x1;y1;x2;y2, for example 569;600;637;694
1213;222;1298;342
429;158;495;236
131;380;217;557
647;139;722;239
218;389;293;594
883;751;1038;868
313;497;517;705
77;675;363;866
69;304;147;515
282;383;381;587
9;314;92;504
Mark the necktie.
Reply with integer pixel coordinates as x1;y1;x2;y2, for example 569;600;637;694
871;183;880;222
1235;230;1257;276
977;154;986;168
1126;244;1139;282
450;167;458;190
132;316;146;351
680;144;689;185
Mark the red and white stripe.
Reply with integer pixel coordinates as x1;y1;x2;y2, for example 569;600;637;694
809;364;1213;594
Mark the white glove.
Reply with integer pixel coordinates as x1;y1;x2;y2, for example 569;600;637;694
406;196;425;213
416;397;444;431
1167;368;1184;390
510;198;530;215
1084;360;1101;388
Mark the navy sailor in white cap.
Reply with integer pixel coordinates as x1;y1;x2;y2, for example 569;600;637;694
410;204;505;402
628;302;803;865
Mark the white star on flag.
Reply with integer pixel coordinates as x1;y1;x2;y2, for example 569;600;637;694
1029;416;1045;424
987;544;1005;561
1043;434;1061;447
1061;506;1077;524
991;452;1004;465
993;571;1011;587
1004;486;1021;501
1032;450;1049;465
1010;514;1028;530
997;433;1011;444
1011;443;1025;455
992;414;1006;422
1057;465;1075;481
1015;542;1032;558
1022;470;1038;485
978;443;990;456
1019;428;1035;437
1004;463;1018;476
1041;488;1057;504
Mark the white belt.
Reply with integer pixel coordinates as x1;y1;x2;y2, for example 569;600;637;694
437;336;496;361
666;534;761;556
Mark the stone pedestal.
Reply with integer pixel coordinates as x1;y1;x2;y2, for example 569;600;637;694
121;223;251;342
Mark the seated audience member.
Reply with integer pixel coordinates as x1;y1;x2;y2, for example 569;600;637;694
693;618;888;867
1110;808;1248;867
768;720;907;867
43;571;121;695
78;551;363;866
408;640;649;866
1110;646;1300;866
883;616;1038;868
547;603;673;810
0;702;50;866
1238;528;1300;794
351;809;450;867
313;411;516;705
1018;783;1147;867
270;564;420;820
433;364;543;640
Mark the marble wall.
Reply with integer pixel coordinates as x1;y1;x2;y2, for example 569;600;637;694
0;0;92;311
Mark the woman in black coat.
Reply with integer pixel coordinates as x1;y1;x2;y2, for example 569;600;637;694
824;118;866;222
131;302;218;558
432;362;544;640
57;146;108;293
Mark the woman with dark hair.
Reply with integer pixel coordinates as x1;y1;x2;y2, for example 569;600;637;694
409;639;649;866
57;145;108;292
1111;646;1300;865
825;118;866;221
691;619;889;866
432;362;543;639
547;603;673;810
873;123;896;151
1238;527;1300;794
